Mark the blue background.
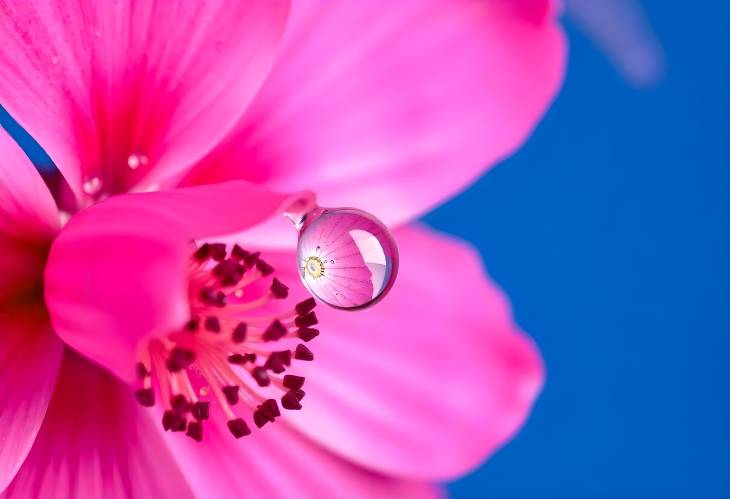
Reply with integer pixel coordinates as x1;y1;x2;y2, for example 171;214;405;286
429;1;729;497
2;1;727;498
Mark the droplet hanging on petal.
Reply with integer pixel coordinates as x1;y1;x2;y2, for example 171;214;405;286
288;205;399;310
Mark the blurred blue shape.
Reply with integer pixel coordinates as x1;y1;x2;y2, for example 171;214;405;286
433;1;729;497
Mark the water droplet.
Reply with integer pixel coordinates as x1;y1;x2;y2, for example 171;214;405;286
295;207;398;310
82;176;102;196
127;152;149;170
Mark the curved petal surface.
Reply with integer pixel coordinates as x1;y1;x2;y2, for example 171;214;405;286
0;129;58;302
2;350;193;499
182;0;566;247
44;181;312;382
159;411;440;499
259;225;544;479
0;306;63;493
0;0;290;200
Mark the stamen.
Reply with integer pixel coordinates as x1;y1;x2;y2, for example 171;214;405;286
134;242;320;443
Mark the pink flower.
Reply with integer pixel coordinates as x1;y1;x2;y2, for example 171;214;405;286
0;1;565;497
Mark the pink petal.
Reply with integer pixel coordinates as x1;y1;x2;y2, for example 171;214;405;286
260;225;544;479
0;0;291;200
44;181;312;383
181;0;566;246
0;130;59;302
159;413;440;499
2;350;193;498
0;306;63;493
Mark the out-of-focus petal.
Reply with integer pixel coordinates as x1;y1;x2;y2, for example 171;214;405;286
0;306;63;493
181;0;566;247
0;130;58;302
44;181;312;382
159;412;441;499
0;0;291;200
259;225;544;479
565;0;665;87
2;351;193;499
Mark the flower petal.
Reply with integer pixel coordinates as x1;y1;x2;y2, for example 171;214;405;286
0;306;63;493
181;0;566;246
2;350;193;499
0;130;58;302
44;181;312;383
0;0;291;200
159;412;440;499
259;225;544;479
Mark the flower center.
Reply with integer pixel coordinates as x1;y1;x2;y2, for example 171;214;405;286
133;242;319;442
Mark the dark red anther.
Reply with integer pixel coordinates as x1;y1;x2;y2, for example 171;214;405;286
135;362;149;379
245;353;257;363
232;322;247;343
171;394;191;414
253;409;270;428
294;344;314;361
193;243;211;262
295;311;318;328
262;399;280;419
231;244;249;261
222;385;239;405
191;401;210;421
228;353;246;365
214;260;244;287
163;410;187;432
295;297;317;315
243;252;260;269
204;316;221;333
186;421;203;442
263;320;287;341
251;366;270;387
293;389;306;401
209;243;227;262
270;278;289;299
134;388;155;407
256;259;274;276
227;418;251;438
199;287;227;307
263;353;285;374
185;317;200;332
166;347;196;372
281;391;302;410
297;328;320;342
283;375;305;390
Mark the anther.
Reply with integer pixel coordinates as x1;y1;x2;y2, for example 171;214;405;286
263;320;287;341
231;244;249;261
193;243;211;262
222;385;239;405
227;418;251;439
232;322;247;343
283;375;305;391
295;298;317;315
251;366;270;387
185;317;200;332
270;278;289;299
295;311;318;328
209;243;227;261
204;316;221;333
297;328;320;342
281;391;302;410
171;394;191;414
134;388;155;407
186;421;203;442
294;344;314;361
136;362;149;379
191;401;210;421
256;259;274;276
166;347;196;372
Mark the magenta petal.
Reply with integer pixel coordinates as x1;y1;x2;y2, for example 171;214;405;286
0;0;291;199
260;225;544;479
0;307;63;493
182;0;566;246
2;351;193;499
159;414;440;499
0;130;59;302
44;181;313;382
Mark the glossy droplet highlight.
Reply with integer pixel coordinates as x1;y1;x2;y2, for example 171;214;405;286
82;176;102;196
127;152;149;170
295;207;398;310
